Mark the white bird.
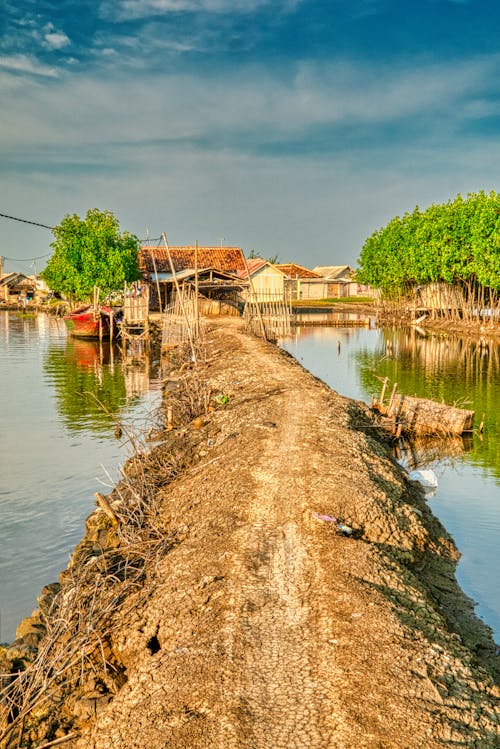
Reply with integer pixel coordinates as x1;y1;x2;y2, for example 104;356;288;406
408;468;438;490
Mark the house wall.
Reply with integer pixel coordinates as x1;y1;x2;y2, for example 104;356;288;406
285;279;329;300
248;266;285;301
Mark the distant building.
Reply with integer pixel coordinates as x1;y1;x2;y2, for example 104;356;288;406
312;265;377;298
236;259;288;302
0;272;37;304
139;245;247;309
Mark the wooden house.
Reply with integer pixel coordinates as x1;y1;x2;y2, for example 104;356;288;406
312;265;376;298
139;245;247;310
0;273;37;304
276;263;328;300
236;259;288;302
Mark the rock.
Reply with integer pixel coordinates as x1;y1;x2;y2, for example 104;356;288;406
38;582;62;615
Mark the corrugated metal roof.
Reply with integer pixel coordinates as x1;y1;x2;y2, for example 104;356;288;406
312;265;354;279
140;246;246;274
275;263;321;279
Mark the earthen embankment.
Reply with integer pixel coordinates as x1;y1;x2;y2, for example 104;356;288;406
1;318;499;748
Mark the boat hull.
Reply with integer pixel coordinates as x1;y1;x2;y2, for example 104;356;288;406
64;306;116;339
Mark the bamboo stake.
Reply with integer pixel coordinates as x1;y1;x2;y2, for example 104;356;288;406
242;254;267;341
379;377;389;408
162;233;196;360
194;240;199;338
150;248;162;314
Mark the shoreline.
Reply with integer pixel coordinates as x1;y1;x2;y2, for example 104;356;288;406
1;318;499;748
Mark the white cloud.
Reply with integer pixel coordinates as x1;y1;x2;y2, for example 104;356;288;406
1;54;498;150
100;0;297;21
43;31;71;51
2;52;500;265
0;54;58;78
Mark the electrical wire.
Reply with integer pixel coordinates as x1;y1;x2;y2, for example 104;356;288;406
1;209;162;248
0;212;54;230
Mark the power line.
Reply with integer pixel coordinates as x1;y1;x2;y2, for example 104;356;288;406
1;209;161;244
2;253;51;262
0;211;54;230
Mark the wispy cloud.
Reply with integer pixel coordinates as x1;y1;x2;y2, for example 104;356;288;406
99;0;299;21
0;54;58;78
2;53;498;155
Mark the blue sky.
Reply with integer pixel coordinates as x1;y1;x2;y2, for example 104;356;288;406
2;0;500;271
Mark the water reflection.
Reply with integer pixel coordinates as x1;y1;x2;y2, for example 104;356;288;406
280;325;500;641
395;434;474;472
354;329;500;484
0;312;160;641
43;337;157;436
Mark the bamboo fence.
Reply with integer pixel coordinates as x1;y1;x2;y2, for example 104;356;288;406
243;290;292;340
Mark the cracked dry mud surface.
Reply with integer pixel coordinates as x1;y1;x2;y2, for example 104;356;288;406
76;318;499;749
12;318;499;748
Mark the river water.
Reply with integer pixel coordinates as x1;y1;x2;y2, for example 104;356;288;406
0;311;161;642
1;312;499;645
281;321;500;643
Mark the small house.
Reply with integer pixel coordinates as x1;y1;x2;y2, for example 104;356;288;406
139;245;247;310
0;273;37;304
312;265;376;298
275;263;328;300
236;259;288;302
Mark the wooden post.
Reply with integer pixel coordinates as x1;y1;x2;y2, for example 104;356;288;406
150;248;162;313
388;382;398;414
162;233;196;360
379;377;389;408
194;240;199;337
242;253;267;341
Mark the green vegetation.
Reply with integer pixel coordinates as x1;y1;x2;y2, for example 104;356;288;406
248;249;280;264
293;297;375;307
44;340;130;435
42;209;141;301
357;191;500;297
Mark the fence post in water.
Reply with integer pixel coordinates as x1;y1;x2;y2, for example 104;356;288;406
242;254;267;341
162;233;196;360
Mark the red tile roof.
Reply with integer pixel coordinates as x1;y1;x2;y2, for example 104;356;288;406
140;246;246;274
275;263;321;279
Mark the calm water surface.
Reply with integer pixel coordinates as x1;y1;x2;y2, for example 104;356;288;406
281;323;500;643
0;311;160;642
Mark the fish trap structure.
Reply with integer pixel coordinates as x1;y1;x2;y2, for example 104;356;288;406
161;286;202;352
372;378;475;437
121;282;150;342
243;291;292;340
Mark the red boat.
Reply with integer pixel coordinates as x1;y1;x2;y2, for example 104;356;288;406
63;305;119;339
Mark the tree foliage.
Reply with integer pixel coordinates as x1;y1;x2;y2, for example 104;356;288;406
42;209;141;300
357;191;500;296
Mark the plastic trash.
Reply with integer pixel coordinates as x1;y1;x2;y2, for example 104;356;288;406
337;523;353;537
312;512;354;537
408;468;438;490
312;512;338;523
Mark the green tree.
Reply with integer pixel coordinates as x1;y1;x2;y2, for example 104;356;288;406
42;209;141;300
356;191;500;297
248;249;281;264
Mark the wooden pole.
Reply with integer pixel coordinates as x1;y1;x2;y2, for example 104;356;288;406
379;377;389;408
242;253;267;341
150;248;162;313
162;233;196;360
195;240;199;337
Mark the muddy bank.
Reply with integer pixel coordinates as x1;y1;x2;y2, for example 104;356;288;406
1;318;499;748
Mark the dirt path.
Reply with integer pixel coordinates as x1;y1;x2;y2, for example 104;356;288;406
3;319;498;748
